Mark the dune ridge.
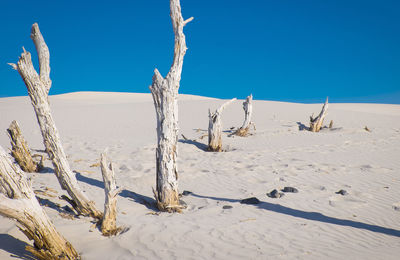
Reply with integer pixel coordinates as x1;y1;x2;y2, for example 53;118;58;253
0;92;399;259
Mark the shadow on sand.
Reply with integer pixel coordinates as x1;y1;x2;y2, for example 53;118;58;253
0;234;35;260
119;190;157;211
178;139;208;151
75;172;157;210
189;193;400;238
296;122;309;131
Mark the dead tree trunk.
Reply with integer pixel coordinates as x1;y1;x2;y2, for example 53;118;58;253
7;120;40;172
208;98;236;152
235;94;254;136
309;97;328;132
100;152;121;236
9;23;102;219
149;0;193;212
0;145;79;260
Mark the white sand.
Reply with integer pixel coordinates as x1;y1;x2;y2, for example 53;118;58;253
0;92;399;259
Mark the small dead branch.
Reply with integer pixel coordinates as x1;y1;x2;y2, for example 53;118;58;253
198;134;208;140
90;162;101;168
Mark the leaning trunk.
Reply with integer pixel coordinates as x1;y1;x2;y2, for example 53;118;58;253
149;0;193;212
9;23;102;219
0;145;79;260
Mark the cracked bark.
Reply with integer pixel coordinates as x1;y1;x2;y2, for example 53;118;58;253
0;145;79;260
149;0;193;212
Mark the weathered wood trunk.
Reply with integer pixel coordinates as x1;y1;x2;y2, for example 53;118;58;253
100;152;121;236
149;0;193;212
309;97;329;132
9;23;102;219
208;98;236;152
7;120;40;172
0;145;79;260
235;94;254;136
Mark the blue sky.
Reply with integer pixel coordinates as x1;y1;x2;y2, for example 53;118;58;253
1;0;399;103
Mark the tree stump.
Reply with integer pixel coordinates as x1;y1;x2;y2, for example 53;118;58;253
149;0;193;212
0;145;79;260
9;23;102;219
309;97;329;132
234;94;255;136
7;120;40;172
208;98;236;152
100;152;121;236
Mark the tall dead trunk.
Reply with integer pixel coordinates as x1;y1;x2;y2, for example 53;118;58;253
9;23;102;219
149;0;193;212
0;145;79;260
7;120;40;172
100;152;121;236
208;98;236;152
234;94;254;136
309;97;329;132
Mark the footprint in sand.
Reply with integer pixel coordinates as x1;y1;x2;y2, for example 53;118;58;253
119;164;130;172
328;194;367;208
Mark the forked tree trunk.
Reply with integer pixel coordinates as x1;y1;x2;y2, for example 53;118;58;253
309;97;328;132
9;23;102;219
0;145;79;260
235;94;254;136
7;120;40;172
208;98;236;152
100;152;121;236
149;0;193;212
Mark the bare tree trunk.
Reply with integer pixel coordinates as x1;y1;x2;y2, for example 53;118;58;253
309;97;329;132
208;98;236;152
7;120;40;172
9;23;102;219
235;94;254;136
0;145;79;260
149;0;193;212
100;152;121;236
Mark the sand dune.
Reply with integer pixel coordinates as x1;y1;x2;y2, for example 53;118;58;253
1;92;399;259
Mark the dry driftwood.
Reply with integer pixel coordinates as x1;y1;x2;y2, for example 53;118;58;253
309;97;329;132
100;152;121;236
9;23;102;219
7;120;40;172
149;0;193;212
208;98;236;152
0;145;79;260
235;94;255;136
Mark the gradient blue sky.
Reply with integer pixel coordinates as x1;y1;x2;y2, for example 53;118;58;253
1;0;399;103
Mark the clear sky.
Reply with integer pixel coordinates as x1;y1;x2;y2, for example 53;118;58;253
1;0;399;103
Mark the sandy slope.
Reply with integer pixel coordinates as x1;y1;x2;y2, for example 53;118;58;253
0;92;399;259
